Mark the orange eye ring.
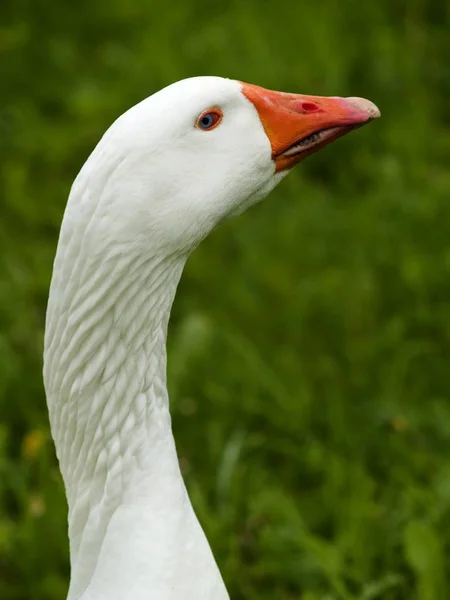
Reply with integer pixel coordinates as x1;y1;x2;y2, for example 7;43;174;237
196;108;223;131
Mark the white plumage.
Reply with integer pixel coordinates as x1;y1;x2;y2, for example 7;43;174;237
44;76;379;600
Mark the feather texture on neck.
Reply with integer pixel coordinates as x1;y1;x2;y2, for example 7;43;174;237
44;187;227;599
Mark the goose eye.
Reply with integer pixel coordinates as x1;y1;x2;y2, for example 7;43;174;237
196;109;223;131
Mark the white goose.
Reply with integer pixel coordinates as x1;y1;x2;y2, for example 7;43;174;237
43;76;379;600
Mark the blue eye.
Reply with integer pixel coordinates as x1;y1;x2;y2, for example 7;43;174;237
196;109;223;131
200;114;214;128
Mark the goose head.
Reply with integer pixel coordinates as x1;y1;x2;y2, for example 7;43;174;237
79;76;379;258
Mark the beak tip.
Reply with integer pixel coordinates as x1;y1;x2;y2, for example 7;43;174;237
346;97;381;120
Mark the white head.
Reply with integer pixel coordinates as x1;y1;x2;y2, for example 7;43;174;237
72;76;380;258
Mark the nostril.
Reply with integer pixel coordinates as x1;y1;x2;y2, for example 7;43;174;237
301;102;320;113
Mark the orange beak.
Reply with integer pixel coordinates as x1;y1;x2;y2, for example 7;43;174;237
241;82;380;172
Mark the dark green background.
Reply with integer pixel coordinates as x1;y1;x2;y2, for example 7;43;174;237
1;1;449;598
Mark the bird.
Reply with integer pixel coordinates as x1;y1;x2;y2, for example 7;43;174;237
43;76;379;600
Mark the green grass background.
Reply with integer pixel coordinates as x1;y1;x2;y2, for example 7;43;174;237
1;0;450;598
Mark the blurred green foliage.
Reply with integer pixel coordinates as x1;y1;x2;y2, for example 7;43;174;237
1;0;450;598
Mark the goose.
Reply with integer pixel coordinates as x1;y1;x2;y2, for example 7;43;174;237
43;76;380;600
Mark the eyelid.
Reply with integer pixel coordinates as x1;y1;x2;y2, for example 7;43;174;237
196;108;223;130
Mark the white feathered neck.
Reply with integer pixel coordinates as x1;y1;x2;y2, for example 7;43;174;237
45;217;229;599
